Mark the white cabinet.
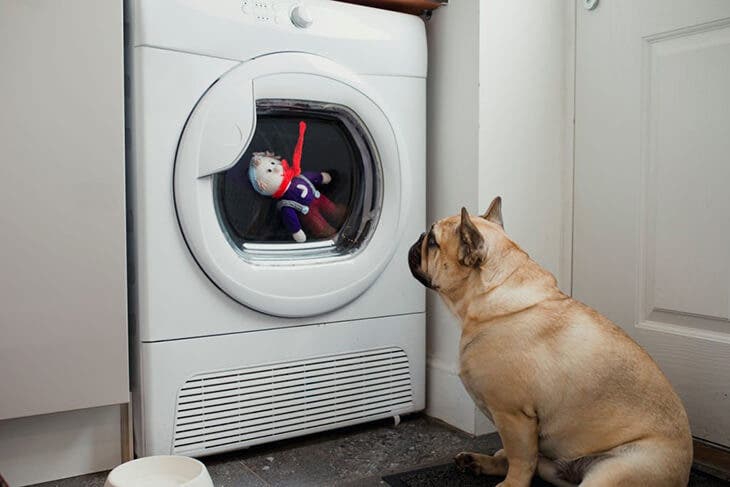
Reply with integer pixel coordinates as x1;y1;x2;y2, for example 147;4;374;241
0;0;128;419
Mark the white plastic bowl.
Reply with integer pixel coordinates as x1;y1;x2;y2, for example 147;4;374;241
104;455;213;487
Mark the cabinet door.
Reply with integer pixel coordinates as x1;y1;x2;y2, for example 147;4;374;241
0;0;128;419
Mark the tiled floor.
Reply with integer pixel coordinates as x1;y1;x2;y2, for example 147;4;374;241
30;415;502;487
30;415;730;486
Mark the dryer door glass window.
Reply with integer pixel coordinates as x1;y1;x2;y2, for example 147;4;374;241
214;100;382;261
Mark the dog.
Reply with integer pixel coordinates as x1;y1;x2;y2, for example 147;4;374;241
408;197;692;486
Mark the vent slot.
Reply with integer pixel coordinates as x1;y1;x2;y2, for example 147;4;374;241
172;347;413;454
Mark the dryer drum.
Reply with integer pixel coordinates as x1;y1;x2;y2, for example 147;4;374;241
214;99;382;261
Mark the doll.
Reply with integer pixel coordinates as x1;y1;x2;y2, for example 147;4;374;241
248;121;345;242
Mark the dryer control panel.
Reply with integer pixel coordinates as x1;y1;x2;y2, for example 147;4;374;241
131;0;426;78
241;0;311;28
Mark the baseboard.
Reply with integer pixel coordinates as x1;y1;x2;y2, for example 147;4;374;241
474;409;497;436
694;439;730;481
426;357;483;434
0;405;122;486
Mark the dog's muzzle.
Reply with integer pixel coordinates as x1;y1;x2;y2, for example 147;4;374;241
408;233;434;289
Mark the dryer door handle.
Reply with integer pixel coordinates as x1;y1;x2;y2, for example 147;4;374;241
192;71;256;178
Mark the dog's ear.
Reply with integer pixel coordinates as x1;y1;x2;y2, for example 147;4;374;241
459;207;487;268
481;196;503;228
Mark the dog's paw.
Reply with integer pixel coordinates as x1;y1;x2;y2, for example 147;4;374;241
454;452;478;474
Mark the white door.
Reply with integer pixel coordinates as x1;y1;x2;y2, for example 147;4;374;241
574;0;730;446
175;53;405;317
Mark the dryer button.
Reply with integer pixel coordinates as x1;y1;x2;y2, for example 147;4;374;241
290;5;312;28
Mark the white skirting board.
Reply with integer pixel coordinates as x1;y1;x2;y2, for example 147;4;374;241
426;357;496;436
0;405;122;486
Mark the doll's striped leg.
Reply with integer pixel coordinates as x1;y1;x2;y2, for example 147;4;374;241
316;195;347;227
301;209;336;238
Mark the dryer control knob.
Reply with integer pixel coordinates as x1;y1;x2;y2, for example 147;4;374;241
290;5;313;28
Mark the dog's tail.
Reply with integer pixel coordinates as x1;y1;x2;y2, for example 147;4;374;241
538;454;609;486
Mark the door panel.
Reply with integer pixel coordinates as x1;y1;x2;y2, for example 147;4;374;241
574;0;730;446
0;0;128;419
174;53;404;317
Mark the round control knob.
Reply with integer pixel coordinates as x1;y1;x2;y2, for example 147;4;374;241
290;5;312;28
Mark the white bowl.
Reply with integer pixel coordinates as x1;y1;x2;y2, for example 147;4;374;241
104;455;213;487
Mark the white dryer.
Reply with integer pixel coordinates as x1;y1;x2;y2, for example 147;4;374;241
127;0;426;457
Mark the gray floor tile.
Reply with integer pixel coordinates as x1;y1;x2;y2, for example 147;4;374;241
29;471;108;487
238;415;500;486
202;452;269;487
241;446;337;487
341;477;391;487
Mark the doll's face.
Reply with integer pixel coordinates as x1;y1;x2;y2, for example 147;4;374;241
250;154;284;196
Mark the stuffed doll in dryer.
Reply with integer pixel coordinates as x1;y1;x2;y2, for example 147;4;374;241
248;121;346;242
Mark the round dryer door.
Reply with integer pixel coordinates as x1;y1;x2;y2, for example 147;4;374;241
174;53;407;317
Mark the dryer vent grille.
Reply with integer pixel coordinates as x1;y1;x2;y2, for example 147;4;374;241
172;347;413;454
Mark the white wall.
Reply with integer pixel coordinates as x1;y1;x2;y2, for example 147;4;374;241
425;1;574;434
425;0;484;434
479;1;575;289
0;406;122;486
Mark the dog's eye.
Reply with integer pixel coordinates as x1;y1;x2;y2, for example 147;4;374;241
427;233;438;248
267;169;272;173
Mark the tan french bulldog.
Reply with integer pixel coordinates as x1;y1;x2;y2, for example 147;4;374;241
408;197;693;486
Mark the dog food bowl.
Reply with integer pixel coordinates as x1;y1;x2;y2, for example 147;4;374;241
104;455;213;487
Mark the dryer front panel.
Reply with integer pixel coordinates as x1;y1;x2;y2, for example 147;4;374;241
174;53;406;317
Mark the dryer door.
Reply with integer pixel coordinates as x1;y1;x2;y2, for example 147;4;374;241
175;53;406;317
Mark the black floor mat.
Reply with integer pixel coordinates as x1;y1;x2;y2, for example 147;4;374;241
383;463;730;487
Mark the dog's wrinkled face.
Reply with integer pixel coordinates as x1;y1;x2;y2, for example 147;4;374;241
408;196;504;293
